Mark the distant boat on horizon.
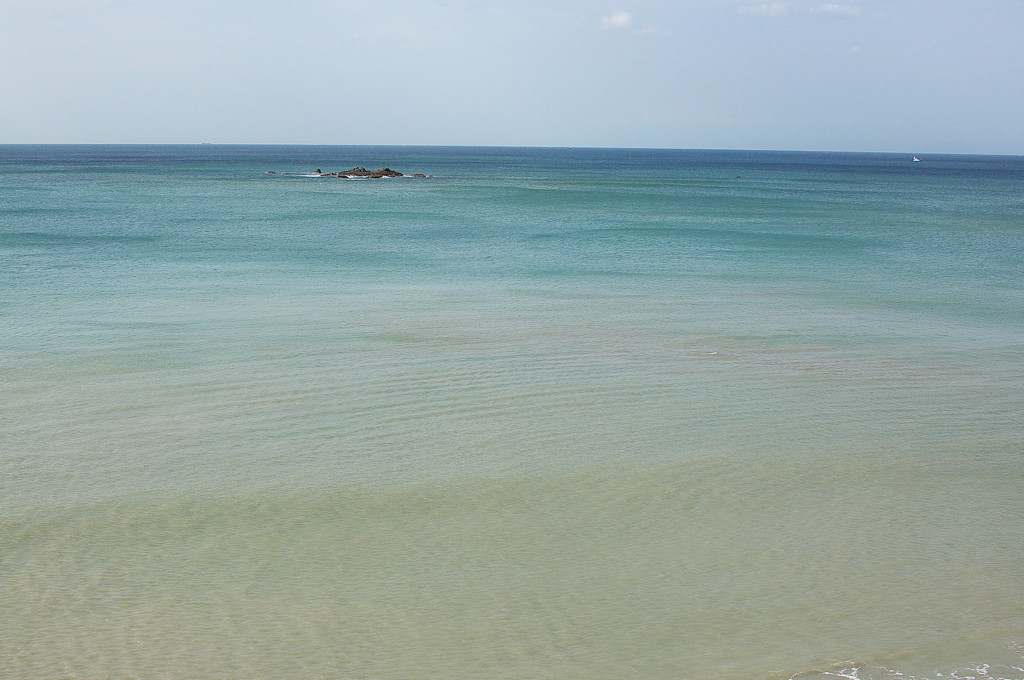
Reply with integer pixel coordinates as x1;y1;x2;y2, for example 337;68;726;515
912;156;922;162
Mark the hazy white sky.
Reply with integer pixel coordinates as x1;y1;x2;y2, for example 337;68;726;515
2;0;1021;153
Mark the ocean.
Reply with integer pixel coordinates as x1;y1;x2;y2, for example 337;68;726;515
1;145;1022;680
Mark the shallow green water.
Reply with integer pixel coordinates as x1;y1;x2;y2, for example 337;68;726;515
1;146;1022;679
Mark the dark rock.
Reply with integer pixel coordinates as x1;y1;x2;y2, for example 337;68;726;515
315;166;411;178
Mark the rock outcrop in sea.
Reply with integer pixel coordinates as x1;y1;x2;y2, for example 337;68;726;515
314;167;427;179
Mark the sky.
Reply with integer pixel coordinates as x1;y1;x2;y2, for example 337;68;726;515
1;0;1022;153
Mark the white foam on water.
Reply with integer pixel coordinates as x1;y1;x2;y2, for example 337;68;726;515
787;640;1024;680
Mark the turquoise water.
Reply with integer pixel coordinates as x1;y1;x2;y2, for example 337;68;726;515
1;145;1022;679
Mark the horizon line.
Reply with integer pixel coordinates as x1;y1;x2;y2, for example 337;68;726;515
1;142;1020;157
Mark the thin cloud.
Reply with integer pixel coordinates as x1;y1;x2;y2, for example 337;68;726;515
601;10;634;29
737;3;791;16
810;4;862;17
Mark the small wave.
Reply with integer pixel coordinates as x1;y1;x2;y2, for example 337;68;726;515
787;654;1024;680
0;231;159;246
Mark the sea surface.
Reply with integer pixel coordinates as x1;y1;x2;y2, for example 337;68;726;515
1;145;1022;680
